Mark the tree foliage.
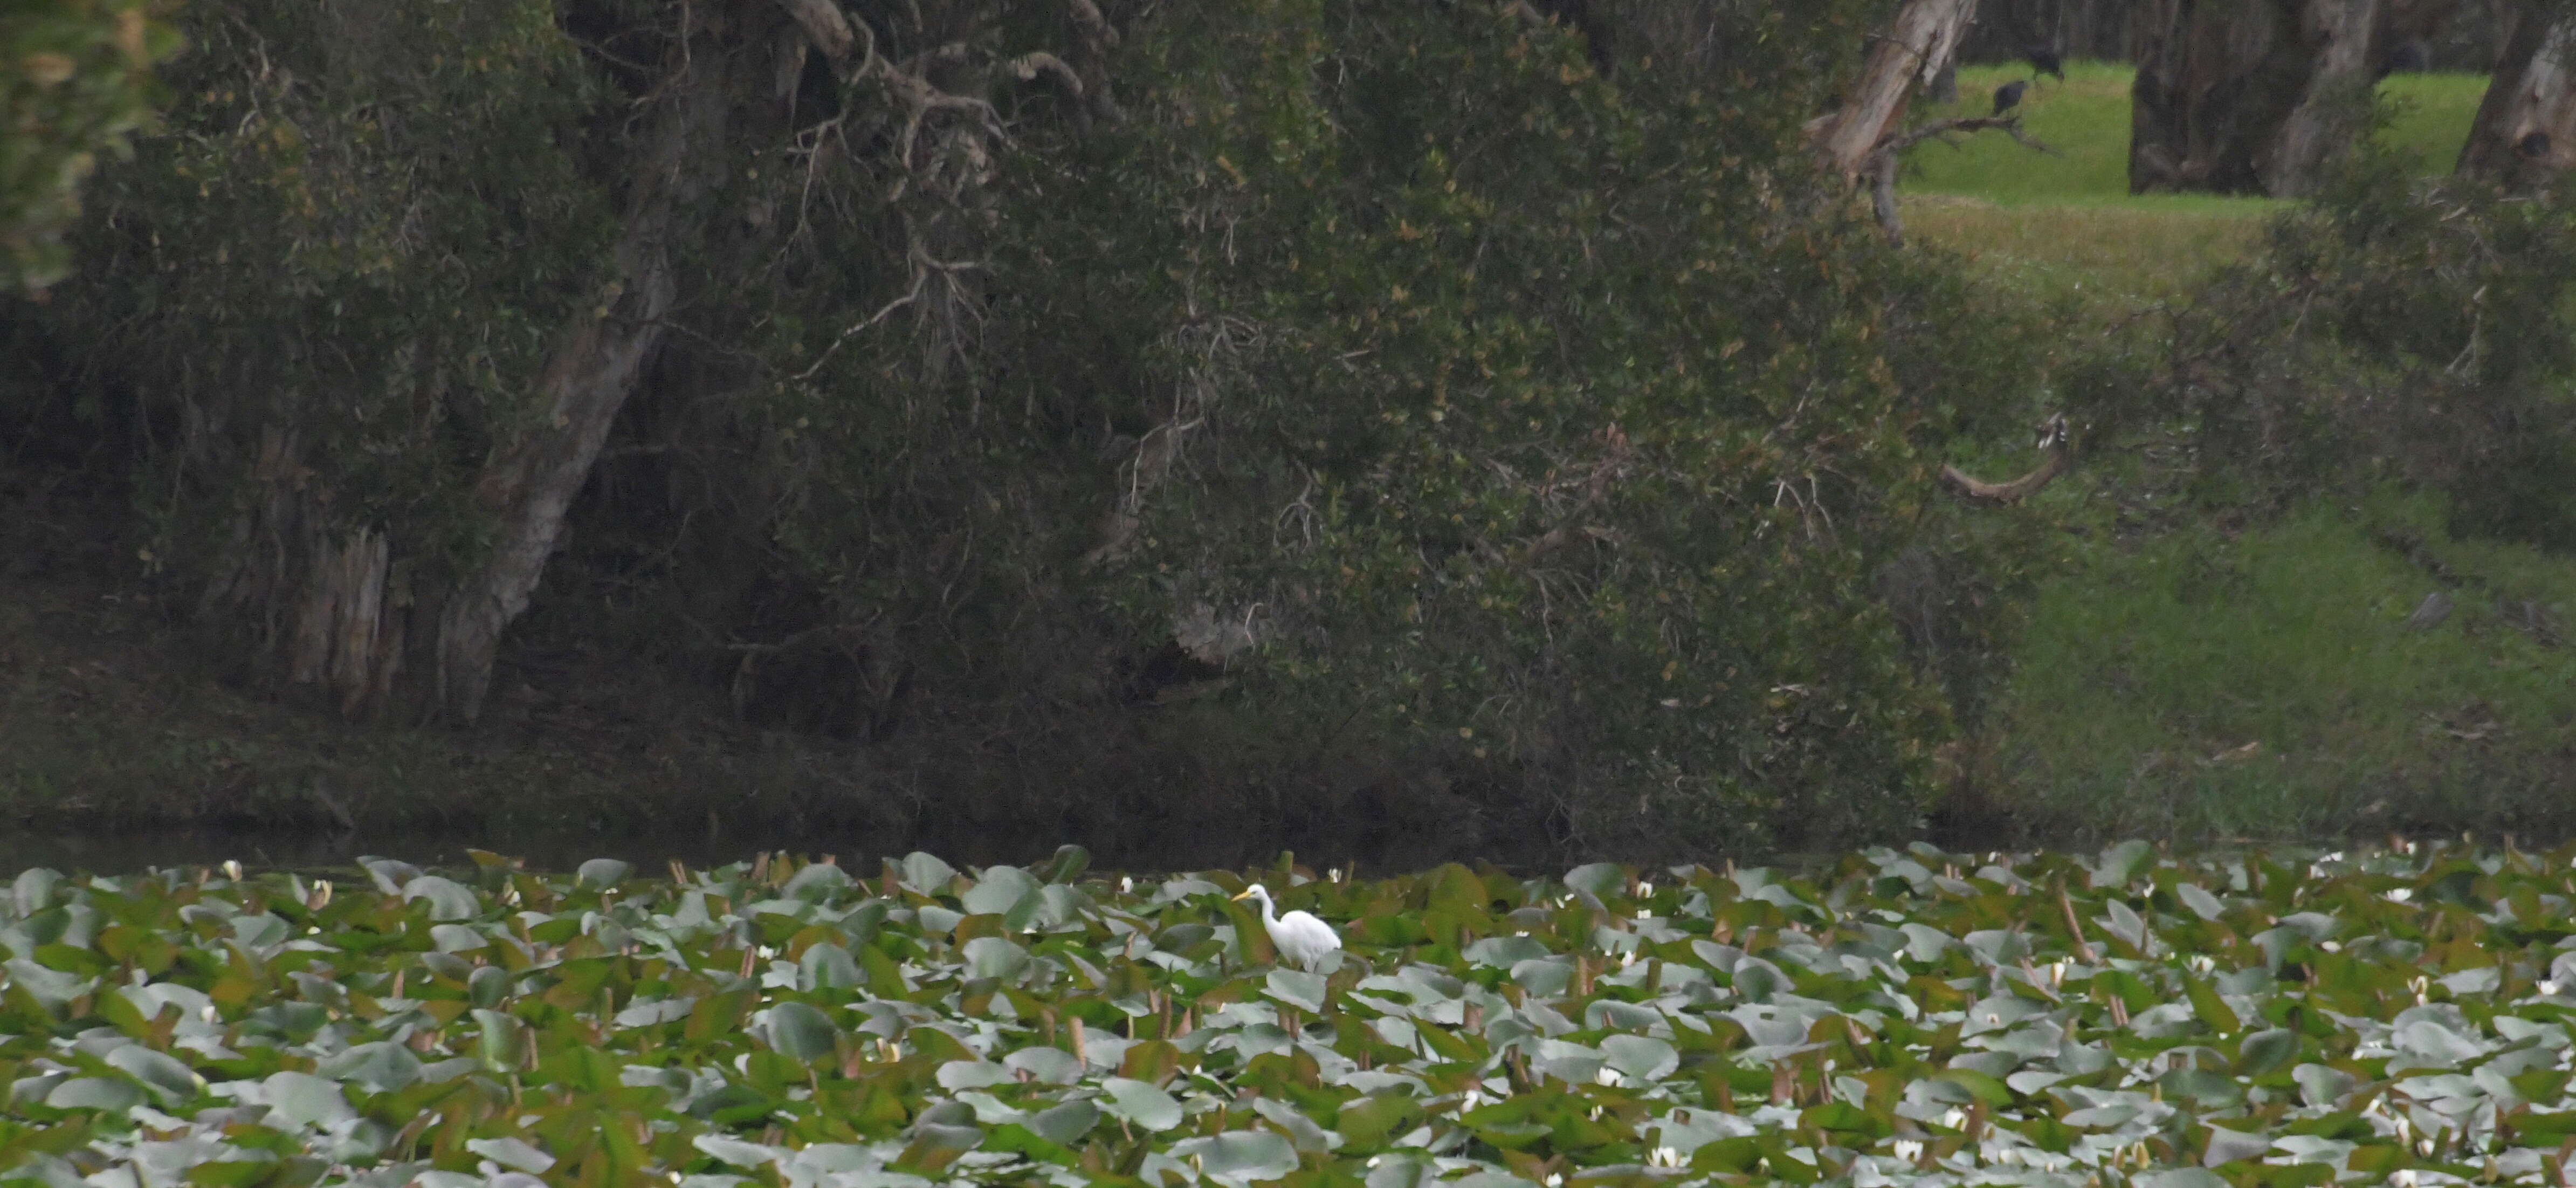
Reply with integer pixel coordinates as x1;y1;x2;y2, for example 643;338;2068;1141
1;0;181;291
29;0;618;703
2089;152;2576;546
14;0;2042;861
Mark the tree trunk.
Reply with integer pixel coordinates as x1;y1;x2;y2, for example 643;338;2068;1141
1811;0;1979;186
2457;4;2576;187
2130;0;2339;195
2263;0;2382;196
426;24;742;724
2130;0;2462;196
200;428;410;718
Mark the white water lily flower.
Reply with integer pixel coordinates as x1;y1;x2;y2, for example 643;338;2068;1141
1648;1146;1680;1168
1892;1140;1924;1162
1939;1108;1967;1131
2541;979;2561;996
222;859;244;882
1637;881;1653;897
2386;887;2412;902
1120;875;1133;894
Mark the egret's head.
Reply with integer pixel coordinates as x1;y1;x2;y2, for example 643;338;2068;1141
1232;884;1270;904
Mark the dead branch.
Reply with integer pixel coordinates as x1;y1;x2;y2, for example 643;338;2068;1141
1810;0;1975;185
1886;113;2063;158
1939;416;2072;505
1008;51;1084;98
773;0;857;68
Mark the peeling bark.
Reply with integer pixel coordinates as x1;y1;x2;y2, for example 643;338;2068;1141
203;428;407;718
1809;0;1977;187
288;526;403;719
2458;6;2576;188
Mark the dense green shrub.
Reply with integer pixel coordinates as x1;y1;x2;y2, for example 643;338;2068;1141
32;0;617;607
2104;153;2576;546
958;0;2035;857
15;0;2042;862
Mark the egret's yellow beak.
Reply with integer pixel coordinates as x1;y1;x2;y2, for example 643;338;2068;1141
1230;889;1255;902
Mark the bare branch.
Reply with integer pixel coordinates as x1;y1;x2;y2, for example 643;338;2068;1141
773;0;853;65
1008;51;1084;98
791;270;927;381
1939;416;2073;505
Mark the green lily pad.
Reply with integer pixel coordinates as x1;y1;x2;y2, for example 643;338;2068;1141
1098;1076;1184;1132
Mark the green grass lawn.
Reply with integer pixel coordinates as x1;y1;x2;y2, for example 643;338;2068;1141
1905;61;2486;202
1895;62;2488;310
1990;491;2576;846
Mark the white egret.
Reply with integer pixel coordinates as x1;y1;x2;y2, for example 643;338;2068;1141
1233;883;1341;971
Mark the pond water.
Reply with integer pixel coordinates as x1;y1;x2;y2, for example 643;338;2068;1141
0;826;908;881
0;825;1590;881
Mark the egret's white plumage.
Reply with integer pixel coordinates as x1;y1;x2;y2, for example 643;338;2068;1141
1234;883;1341;971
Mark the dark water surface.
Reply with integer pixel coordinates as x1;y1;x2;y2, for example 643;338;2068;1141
0;826;1558;881
0;826;936;880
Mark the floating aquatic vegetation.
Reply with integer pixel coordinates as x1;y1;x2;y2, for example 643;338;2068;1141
6;840;2576;1186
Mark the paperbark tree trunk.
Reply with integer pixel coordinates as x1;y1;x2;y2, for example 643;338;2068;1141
1810;0;1978;186
200;428;411;718
428;20;739;724
2457;4;2576;187
2130;0;2463;196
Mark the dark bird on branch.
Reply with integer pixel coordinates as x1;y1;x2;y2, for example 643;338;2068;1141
1992;80;2027;117
2022;44;2064;81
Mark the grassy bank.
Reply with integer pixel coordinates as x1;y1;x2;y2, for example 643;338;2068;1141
1989;492;2576;845
1897;63;2488;311
1900;63;2576;849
